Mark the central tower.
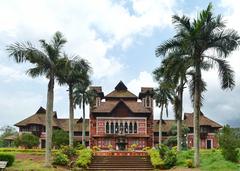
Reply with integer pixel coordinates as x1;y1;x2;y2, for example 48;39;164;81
89;81;153;150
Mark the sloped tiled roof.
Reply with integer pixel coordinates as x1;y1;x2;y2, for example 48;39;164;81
58;118;89;131
183;112;222;128
92;100;151;113
153;120;175;132
15;107;59;127
105;81;137;99
105;90;137;98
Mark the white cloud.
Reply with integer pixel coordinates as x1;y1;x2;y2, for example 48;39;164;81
0;0;176;79
0;64;28;82
127;71;157;94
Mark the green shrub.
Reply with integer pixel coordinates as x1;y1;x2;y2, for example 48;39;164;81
52;152;69;166
185;159;193;168
92;146;100;152
0;153;15;166
148;149;164;168
218;125;239;162
0;148;57;154
148;145;177;169
75;144;86;150
52;129;68;149
14;133;39;149
163;147;177;169
60;145;77;158
76;148;93;168
130;143;137;151
142;146;151;151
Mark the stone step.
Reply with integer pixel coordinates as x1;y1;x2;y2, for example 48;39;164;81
87;168;153;171
88;156;153;171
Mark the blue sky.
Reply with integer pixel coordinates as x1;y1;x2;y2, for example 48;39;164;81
0;0;240;128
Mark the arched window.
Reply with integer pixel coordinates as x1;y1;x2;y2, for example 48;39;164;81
134;122;137;133
106;122;109;134
120;122;123;134
115;122;119;134
111;122;114;134
125;122;128;133
129;122;133;134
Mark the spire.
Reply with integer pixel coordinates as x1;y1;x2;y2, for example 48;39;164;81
115;81;127;91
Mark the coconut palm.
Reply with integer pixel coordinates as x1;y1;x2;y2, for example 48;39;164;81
7;32;67;167
155;3;239;167
73;77;95;146
154;82;174;145
153;55;190;151
56;55;91;147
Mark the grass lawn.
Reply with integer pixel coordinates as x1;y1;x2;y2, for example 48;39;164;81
3;149;240;170
5;153;66;171
177;149;240;171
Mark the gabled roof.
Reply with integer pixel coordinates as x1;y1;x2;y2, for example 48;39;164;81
153;120;175;132
92;100;151;113
139;87;154;99
58;118;89;131
183;112;222;128
15;107;59;127
105;81;137;99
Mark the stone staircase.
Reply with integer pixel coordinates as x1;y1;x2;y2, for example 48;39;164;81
87;156;153;170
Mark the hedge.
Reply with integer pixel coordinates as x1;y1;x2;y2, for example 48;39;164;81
0;153;15;166
0;148;57;154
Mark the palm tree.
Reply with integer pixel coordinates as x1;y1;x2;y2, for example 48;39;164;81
154;82;174;145
73;77;95;146
155;3;240;167
153;55;190;151
56;55;91;147
7;32;67;167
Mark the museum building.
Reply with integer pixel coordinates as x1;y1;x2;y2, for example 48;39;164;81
15;81;222;149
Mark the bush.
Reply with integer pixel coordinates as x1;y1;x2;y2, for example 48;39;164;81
163;147;177;169
52;129;68;149
52;152;69;166
0;153;15;166
148;144;177;169
148;149;164;168
76;148;93;168
92;146;100;152
60;145;77;158
185;159;193;168
14;133;39;149
75;144;86;150
108;144;113;150
0;148;57;154
130;143;137;151
218;125;239;162
142;146;151;151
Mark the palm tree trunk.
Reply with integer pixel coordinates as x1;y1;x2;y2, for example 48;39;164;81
44;75;54;167
194;62;201;167
69;84;74;147
82;95;86;146
159;106;163;145
177;81;184;151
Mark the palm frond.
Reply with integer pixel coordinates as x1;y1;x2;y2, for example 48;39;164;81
206;56;235;89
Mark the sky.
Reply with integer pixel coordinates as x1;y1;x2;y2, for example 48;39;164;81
0;0;240;128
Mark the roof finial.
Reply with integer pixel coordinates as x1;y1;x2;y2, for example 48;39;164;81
115;81;127;90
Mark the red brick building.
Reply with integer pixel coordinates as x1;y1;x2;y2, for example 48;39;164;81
15;81;222;149
89;81;154;150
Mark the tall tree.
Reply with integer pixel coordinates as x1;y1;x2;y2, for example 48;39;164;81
155;3;239;167
153;55;190;151
57;55;91;147
7;32;67;167
154;82;174;145
73;77;95;146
